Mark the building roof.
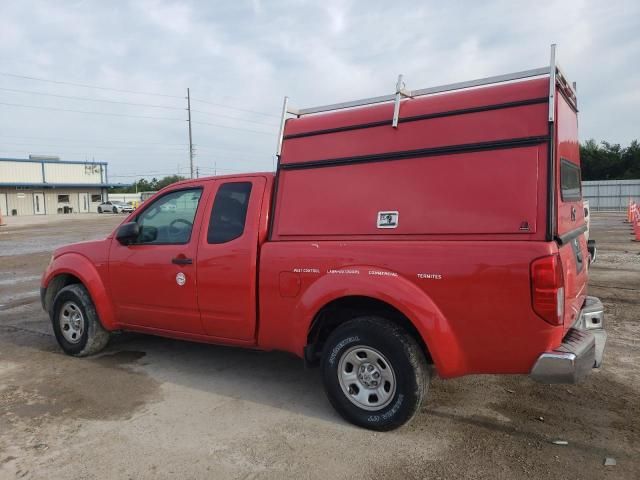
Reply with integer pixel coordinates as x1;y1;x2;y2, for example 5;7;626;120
0;157;130;187
0;157;108;165
0;182;129;188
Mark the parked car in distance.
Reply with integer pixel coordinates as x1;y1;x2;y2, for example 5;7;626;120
41;49;606;431
97;201;135;214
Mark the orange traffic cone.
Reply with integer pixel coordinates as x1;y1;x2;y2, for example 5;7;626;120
627;199;633;223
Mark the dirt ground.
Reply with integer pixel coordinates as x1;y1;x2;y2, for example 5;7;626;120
0;212;638;479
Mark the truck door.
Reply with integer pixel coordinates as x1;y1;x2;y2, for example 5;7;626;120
108;186;208;334
196;177;266;341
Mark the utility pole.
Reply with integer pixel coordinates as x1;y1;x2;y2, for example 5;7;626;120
187;88;194;179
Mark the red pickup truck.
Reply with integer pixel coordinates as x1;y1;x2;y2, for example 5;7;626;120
41;47;606;431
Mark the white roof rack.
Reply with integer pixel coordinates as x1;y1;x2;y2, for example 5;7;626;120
277;44;576;155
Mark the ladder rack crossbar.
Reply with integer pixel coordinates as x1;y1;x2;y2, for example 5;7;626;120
276;45;578;157
293;66;551;117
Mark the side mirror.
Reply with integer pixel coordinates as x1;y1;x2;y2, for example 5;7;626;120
116;222;140;245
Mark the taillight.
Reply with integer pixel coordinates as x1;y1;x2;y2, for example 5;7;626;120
531;254;565;325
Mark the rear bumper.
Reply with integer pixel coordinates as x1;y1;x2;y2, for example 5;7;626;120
530;296;606;384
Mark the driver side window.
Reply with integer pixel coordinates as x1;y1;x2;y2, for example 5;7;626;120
135;188;202;244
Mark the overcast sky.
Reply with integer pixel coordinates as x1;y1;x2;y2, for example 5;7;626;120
0;0;638;182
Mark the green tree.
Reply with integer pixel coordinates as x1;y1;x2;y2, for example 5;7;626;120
621;140;640;179
109;175;186;194
155;175;186;190
580;139;640;180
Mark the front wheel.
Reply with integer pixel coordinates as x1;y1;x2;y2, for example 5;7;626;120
322;316;429;431
97;207;102;213
51;284;110;356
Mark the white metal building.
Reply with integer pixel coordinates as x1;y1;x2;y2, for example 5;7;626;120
0;156;121;216
582;179;640;211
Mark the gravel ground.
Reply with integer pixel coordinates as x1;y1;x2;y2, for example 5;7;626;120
0;212;638;479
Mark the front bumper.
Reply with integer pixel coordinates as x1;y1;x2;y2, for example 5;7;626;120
530;296;606;384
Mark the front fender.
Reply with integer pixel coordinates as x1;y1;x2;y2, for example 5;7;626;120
290;267;467;378
42;252;118;331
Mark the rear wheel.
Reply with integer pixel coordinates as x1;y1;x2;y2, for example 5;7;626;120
51;284;110;357
321;316;429;431
97;207;102;213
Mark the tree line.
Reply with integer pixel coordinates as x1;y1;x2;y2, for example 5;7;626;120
111;174;186;193
581;139;640;180
111;140;639;193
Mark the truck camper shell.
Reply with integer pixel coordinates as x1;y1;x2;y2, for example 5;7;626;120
272;44;581;243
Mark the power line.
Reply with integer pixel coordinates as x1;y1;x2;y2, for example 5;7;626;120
1;103;278;134
191;120;275;136
0;71;184;99
191;109;278;127
0;149;192;164
193;155;267;165
0;72;284;134
191;98;279;118
0;134;190;146
0;141;188;150
193;167;247;173
0;86;184;110
109;166;192;177
0;101;184;121
111;169;188;176
0;134;270;156
109;172;187;178
110;167;247;178
0;72;279;119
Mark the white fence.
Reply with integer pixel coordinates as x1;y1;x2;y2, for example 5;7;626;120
582;180;640;211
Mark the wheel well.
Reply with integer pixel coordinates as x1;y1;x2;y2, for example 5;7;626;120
306;296;432;366
43;274;82;314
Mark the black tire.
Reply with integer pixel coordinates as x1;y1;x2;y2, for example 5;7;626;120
112;206;118;213
97;207;102;213
321;316;429;431
51;284;110;357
